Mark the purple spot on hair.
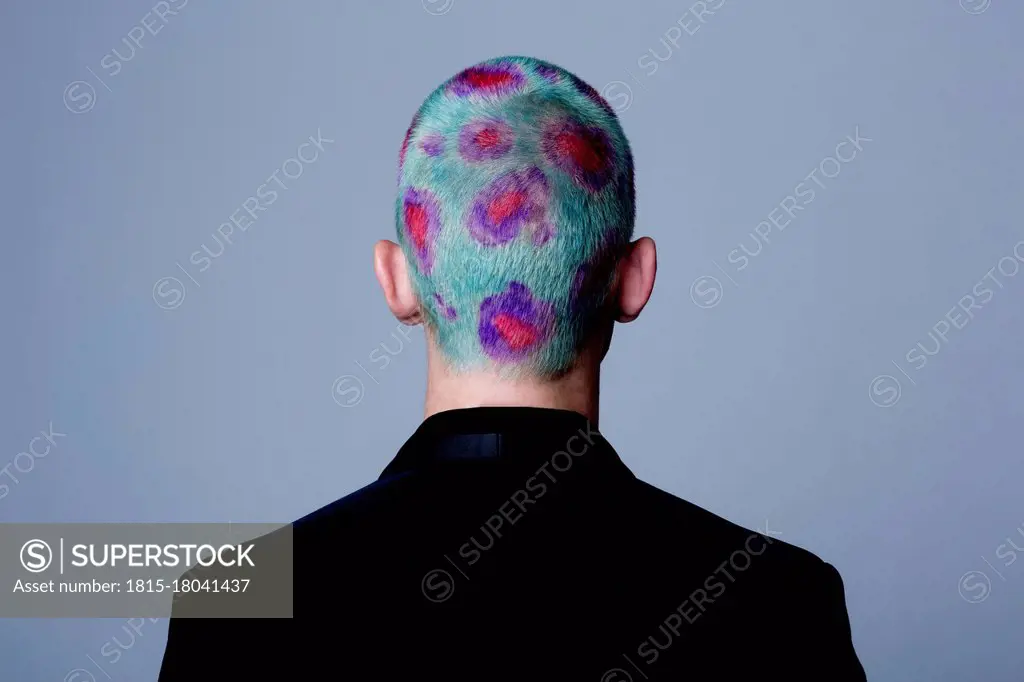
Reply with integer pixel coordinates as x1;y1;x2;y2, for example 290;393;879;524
531;221;555;246
432;293;457;320
420;133;445;157
478;282;555;362
466;167;555;247
571;241;619;314
398;112;421;183
402;187;442;275
535;63;561;83
447;62;526;98
458;119;514;162
568;73;616;116
570;265;588;308
615;165;635;207
541;118;616;192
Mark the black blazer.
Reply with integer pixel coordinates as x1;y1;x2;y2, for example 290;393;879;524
159;407;866;681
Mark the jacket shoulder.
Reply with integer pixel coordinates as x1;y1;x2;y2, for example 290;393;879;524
630;478;835;577
293;471;416;529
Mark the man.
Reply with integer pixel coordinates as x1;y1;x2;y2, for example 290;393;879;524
159;56;866;680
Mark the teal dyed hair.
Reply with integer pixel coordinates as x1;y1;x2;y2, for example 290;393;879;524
396;56;635;377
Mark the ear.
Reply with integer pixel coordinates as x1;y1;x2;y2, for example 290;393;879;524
613;237;657;323
373;240;423;325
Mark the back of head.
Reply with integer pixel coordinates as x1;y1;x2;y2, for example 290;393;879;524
396;56;635;379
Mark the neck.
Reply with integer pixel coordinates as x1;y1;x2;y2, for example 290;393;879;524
423;334;601;426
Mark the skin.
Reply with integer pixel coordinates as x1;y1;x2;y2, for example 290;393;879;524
373;236;657;427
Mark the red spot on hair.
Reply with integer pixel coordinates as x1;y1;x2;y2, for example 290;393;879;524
487;190;526;225
461;68;517;92
494;313;537;351
404;203;429;250
555;131;605;172
475;127;502;149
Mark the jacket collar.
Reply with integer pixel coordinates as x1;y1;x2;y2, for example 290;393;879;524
379;407;633;481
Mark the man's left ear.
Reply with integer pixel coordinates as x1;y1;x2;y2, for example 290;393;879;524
614;236;657;323
373;240;423;325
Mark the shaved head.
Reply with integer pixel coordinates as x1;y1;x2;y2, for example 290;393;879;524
395;56;636;377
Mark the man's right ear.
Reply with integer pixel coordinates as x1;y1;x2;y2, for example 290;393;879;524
373;240;423;325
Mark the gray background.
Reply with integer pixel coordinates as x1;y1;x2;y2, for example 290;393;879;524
2;0;1022;679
